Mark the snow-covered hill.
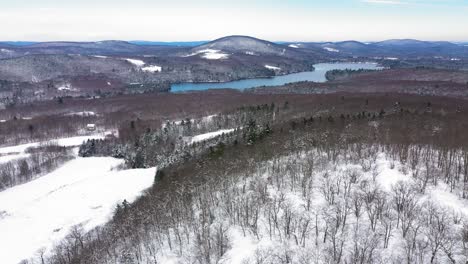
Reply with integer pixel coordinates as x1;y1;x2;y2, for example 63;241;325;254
189;36;295;57
0;145;156;264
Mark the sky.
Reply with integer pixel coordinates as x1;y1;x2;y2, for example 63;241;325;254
1;0;468;42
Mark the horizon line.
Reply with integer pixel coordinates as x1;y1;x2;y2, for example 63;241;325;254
1;37;468;44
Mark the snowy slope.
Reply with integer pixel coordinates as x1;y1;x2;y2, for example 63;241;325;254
0;157;156;264
190;128;235;144
0;134;106;155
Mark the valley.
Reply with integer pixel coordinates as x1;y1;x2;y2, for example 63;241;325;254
1;34;468;264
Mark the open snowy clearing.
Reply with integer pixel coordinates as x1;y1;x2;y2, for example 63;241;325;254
142;65;162;72
0;153;30;164
124;58;145;66
323;47;340;52
264;64;281;70
0;134;106;155
185;49;230;60
0;134;107;166
64;111;97;117
57;83;77;91
0;157;156;264
190;128;235;144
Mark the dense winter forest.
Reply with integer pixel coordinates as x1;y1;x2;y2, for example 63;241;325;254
17;95;467;264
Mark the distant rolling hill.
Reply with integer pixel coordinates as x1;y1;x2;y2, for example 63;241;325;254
191;35;293;55
288;39;468;58
129;40;208;47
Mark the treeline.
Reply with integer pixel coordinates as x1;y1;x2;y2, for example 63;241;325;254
78;103;279;169
0;144;74;191
325;68;378;81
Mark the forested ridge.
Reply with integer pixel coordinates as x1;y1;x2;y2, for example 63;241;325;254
24;95;468;264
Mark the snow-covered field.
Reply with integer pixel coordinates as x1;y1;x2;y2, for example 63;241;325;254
142;65;162;72
57;83;77;91
0;133;158;263
190;128;235;144
64;111;97;117
0;134;106;156
124;58;145;66
323;47;340;52
185;49;230;60
264;64;281;70
0;156;156;264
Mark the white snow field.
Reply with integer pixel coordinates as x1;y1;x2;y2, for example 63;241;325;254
190;128;235;144
0;134;106;157
323;47;340;52
185;49;229;60
124;58;145;66
142;65;162;72
264;64;281;70
0;157;156;264
0;153;30;164
64;111;97;117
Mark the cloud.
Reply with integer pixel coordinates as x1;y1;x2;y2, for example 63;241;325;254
362;0;408;4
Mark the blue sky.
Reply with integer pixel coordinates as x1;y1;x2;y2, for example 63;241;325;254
1;0;467;41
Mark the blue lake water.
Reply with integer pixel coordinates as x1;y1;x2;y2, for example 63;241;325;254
170;62;383;92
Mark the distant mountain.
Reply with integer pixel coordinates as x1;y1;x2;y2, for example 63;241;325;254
0;41;38;46
129;41;208;47
27;40;139;50
374;39;459;49
375;39;432;47
0;40;186;59
190;35;295;56
290;39;468;58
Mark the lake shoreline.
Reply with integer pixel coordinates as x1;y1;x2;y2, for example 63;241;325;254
170;62;383;93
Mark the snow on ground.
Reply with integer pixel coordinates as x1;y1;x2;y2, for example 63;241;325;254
0;157;156;264
323;47;340;52
64;111;97;117
220;228;258;264
125;58;145;66
185;49;229;60
0;120;6;123
426;182;468;216
451;58;461;61
202;114;217;122
91;55;107;59
0;153;30;164
0;134;106;155
0;48;13;54
245;51;256;55
288;44;300;48
201;50;229;60
264;65;281;70
142;65;162;73
190;129;235;144
384;57;399;60
375;153;411;191
57;83;77;91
